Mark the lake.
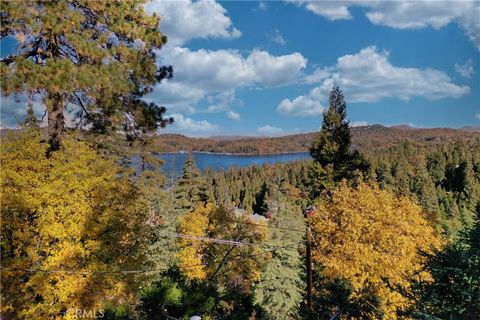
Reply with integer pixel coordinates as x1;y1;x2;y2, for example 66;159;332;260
157;152;311;178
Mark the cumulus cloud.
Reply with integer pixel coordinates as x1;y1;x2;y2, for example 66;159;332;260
227;110;241;121
290;1;480;50
278;46;470;116
277;87;326;117
290;0;355;20
303;67;331;84
257;125;283;135
206;91;239;113
333;46;469;102
158;47;307;91
148;46;307;117
455;59;475;79
143;80;202;114
167;113;218;133
146;0;241;46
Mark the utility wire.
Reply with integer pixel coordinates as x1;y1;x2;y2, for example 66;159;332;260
1;224;307;275
160;231;303;250
210;216;305;233
0;243;298;276
0;263;205;275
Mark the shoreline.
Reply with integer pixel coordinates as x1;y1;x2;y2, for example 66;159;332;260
153;150;311;156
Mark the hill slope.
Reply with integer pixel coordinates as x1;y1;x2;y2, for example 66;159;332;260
151;125;480;154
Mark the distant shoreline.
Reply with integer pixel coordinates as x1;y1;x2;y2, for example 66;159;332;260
154;150;311;156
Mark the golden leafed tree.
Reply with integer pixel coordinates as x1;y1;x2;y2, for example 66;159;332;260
177;204;270;292
311;181;442;319
0;129;154;319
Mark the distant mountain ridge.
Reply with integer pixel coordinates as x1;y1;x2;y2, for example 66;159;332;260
2;125;478;154
152;125;480;154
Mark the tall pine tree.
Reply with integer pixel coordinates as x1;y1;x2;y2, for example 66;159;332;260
174;153;210;211
307;86;369;198
1;1;173;153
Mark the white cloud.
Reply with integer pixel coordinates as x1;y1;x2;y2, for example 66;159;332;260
268;29;287;46
290;1;355;20
206;90;238;113
476;112;480;121
334;46;469;102
227;110;241;121
146;0;241;46
304;67;331;84
455;59;475;79
364;2;472;29
146;1;307;121
277;87;326;117
149;46;307;115
247;50;307;86
144;80;202;114
290;1;480;50
168;113;218;133
350;121;369;127
278;46;470;116
257;125;283;135
158;47;306;91
160;47;307;91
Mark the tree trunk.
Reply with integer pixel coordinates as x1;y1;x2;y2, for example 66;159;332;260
47;93;65;156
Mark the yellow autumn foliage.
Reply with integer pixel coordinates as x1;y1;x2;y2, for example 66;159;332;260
1;129;152;319
176;203;212;280
311;181;442;320
177;203;269;291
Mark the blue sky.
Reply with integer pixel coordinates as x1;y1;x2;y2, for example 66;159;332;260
1;1;479;136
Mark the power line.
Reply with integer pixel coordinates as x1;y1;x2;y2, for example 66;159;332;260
0;242;300;276
0;263;204;275
211;216;305;233
0;233;302;276
160;231;303;250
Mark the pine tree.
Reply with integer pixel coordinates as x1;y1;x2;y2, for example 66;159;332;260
253;192;305;319
174;153;210;211
1;1;173;153
310;86;352;167
308;86;369;198
408;222;480;320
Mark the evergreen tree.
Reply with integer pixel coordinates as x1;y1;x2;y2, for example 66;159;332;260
174;153;210;211
253;182;270;214
253;193;305;319
1;1;173;153
407;222;480;320
308;86;369;198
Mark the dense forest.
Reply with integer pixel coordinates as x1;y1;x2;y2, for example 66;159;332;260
1;2;479;320
151;126;480;154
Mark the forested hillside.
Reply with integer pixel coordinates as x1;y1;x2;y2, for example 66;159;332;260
151;125;480;154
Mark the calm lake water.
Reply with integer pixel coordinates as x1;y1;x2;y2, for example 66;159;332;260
157;152;311;178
